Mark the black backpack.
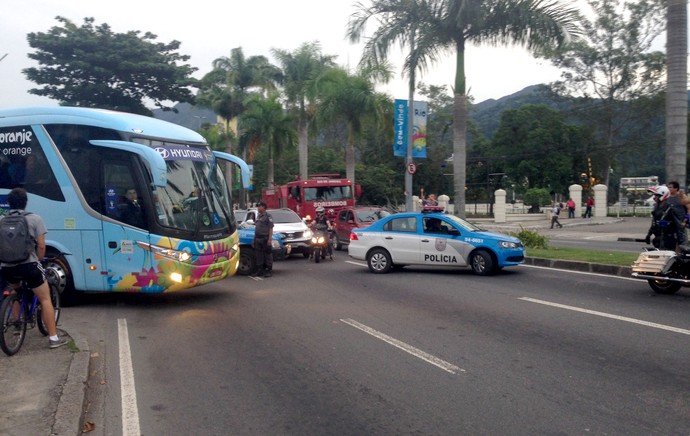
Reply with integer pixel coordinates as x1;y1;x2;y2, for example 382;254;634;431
0;212;34;263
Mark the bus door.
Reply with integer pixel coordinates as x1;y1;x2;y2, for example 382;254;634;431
100;159;152;291
90;140;167;292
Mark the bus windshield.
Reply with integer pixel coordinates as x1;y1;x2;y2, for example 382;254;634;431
303;186;352;202
133;142;233;233
153;159;232;232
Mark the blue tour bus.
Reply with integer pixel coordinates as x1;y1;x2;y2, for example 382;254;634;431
0;106;250;299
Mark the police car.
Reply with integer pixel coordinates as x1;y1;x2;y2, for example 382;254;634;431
348;212;525;275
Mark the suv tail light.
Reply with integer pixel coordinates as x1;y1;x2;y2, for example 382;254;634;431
350;232;358;241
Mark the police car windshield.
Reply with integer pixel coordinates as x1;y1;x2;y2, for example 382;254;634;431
356;208;390;223
445;215;483;232
267;209;302;223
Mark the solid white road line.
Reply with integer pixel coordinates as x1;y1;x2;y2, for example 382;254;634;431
519;297;690;336
340;318;465;374
118;318;141;436
345;260;367;267
521;264;640;281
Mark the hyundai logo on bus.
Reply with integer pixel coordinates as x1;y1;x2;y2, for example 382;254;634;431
154;145;209;162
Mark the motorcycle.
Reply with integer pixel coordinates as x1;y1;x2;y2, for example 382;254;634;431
309;223;332;263
631;247;690;294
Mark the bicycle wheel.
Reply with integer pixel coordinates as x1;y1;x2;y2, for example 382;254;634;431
0;293;27;356
37;282;61;336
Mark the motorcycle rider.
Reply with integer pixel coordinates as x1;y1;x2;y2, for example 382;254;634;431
645;186;666;248
310;206;333;258
649;185;684;250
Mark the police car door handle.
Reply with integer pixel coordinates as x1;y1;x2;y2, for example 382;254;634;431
385;236;393;240
421;239;430;242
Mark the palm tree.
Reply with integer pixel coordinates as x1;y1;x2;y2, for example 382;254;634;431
240;93;297;186
197;47;282;204
665;0;687;187
314;66;390;194
348;0;579;216
197;47;282;149
349;0;441;211
272;42;337;180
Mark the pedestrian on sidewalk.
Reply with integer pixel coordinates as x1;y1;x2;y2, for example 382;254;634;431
550;203;563;229
584;196;594;218
566;198;576;218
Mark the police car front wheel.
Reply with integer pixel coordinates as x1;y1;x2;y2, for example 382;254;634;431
367;248;392;274
470;250;495;276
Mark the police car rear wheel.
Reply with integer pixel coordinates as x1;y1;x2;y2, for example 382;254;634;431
368;248;392;274
470;250;495;276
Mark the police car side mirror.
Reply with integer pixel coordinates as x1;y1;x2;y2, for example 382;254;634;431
246;219;255;225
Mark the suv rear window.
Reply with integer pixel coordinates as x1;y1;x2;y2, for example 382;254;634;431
268;209;301;223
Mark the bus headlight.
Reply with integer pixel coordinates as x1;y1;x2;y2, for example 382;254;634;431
137;242;193;262
170;272;183;283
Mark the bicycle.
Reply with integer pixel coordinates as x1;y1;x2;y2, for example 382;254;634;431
0;264;61;356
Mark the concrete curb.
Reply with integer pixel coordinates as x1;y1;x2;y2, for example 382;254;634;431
52;331;90;435
524;256;632;277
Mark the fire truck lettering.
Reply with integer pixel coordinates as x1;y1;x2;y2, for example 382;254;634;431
314;201;347;207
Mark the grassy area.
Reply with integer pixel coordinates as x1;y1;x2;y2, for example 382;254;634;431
526;246;638;266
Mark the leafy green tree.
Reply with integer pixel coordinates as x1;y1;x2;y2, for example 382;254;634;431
239;93;297;186
348;0;580;217
546;0;666;189
271;42;337;180
523;188;552;213
490;104;592;195
24;17;197;116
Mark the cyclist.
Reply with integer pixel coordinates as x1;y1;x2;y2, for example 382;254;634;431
0;188;67;348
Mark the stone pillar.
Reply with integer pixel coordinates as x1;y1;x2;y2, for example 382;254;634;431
569;184;583;218
412;195;420;212
593;184;607;217
438;194;450;213
494;189;507;223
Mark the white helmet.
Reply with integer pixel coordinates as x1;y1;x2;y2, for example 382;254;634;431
316;206;325;214
655;185;670;201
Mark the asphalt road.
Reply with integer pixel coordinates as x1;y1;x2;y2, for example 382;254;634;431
66;246;690;435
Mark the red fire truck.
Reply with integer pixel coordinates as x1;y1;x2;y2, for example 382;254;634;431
261;174;361;221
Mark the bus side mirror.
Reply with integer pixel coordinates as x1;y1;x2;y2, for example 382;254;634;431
355;184;362;198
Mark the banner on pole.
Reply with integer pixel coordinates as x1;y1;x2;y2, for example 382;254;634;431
393;99;427;158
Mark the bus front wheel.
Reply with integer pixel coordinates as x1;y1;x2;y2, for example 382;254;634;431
45;254;77;306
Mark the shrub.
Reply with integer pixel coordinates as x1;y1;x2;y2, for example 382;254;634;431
508;227;549;249
523;188;552;213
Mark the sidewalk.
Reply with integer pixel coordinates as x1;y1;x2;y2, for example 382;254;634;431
478;215;648;277
0;324;89;436
0;215;648;435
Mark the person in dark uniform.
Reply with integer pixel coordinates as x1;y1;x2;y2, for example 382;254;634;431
119;187;146;228
252;201;273;277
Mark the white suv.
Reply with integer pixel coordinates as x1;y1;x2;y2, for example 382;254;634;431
243;208;312;257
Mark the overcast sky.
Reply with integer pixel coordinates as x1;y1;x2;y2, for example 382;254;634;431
2;0;570;109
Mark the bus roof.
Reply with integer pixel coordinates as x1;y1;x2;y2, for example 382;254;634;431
0;106;205;144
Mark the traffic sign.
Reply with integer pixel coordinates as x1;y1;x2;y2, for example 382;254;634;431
407;162;417;175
